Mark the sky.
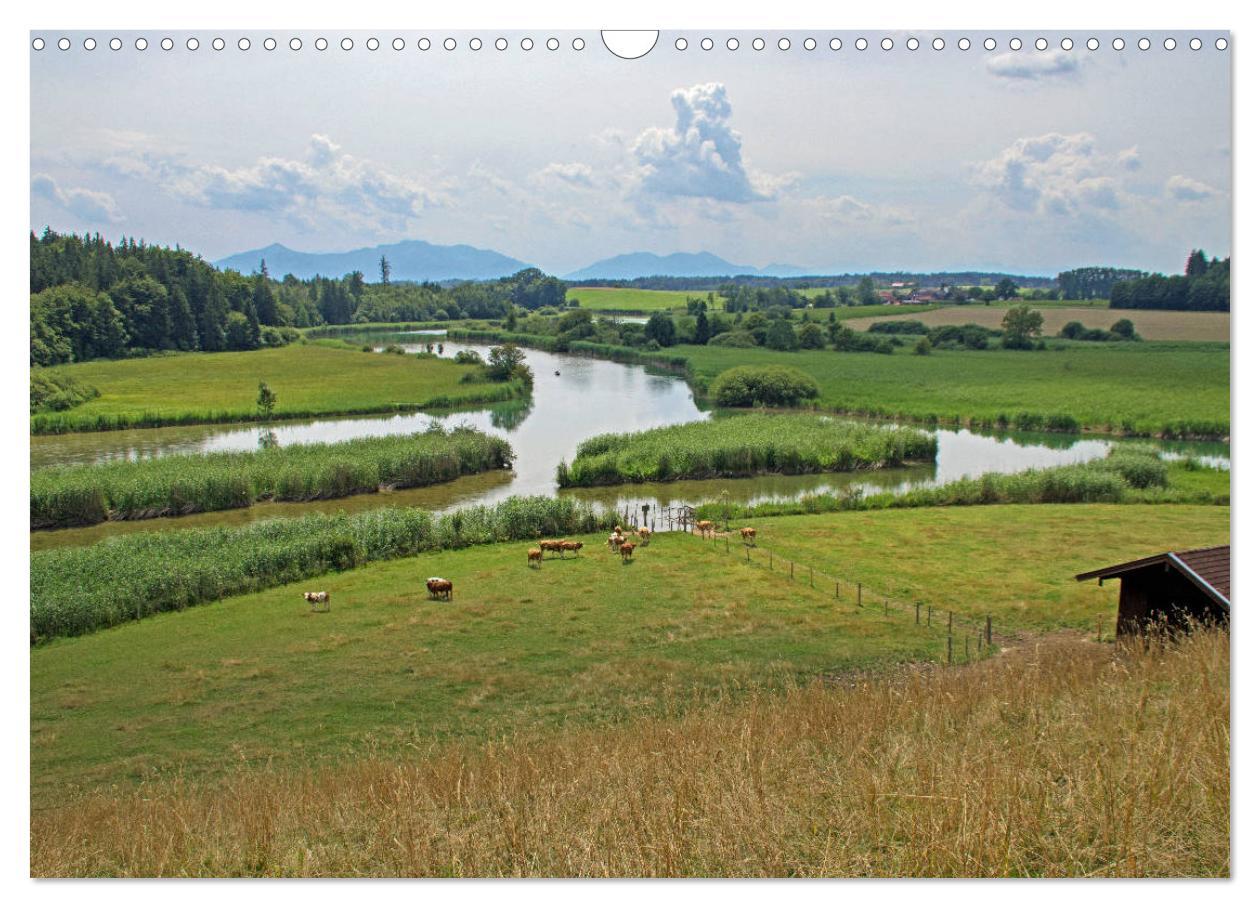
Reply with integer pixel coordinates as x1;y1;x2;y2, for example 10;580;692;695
30;30;1231;276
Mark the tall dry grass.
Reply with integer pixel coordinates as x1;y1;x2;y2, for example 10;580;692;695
31;630;1229;878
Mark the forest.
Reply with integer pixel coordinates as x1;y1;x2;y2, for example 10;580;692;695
1108;250;1230;312
29;230;565;365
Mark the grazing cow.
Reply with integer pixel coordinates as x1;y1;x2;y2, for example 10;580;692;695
619;541;637;563
560;540;584;557
637;526;652;546
740;527;757;546
426;577;454;601
303;591;330;612
527;548;543;568
696;520;715;538
539;539;565;558
608;532;625;552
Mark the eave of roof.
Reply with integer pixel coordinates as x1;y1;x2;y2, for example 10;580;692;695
1075;547;1230;610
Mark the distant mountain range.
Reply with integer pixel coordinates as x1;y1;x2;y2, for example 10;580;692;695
214;240;532;282
564;251;810;281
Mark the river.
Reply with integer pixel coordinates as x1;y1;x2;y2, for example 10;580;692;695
30;333;1229;550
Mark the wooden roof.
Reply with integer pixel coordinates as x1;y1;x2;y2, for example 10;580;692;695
1075;544;1230;608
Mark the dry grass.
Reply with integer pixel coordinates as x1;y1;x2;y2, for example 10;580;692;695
31;629;1229;878
846;306;1230;342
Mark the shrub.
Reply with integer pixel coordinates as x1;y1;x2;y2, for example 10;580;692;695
868;320;929;335
707;331;759;348
914;336;932;356
30;371;99;414
709;365;821;408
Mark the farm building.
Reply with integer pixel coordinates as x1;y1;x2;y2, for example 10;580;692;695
1076;545;1230;637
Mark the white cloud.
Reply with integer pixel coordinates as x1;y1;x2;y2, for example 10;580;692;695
986;50;1080;81
534;161;598;189
632;82;775;203
973;133;1136;217
810;194;915;228
1166;174;1220;202
107;135;443;232
31;173;122;223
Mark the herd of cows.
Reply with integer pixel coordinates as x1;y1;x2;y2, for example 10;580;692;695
302;522;761;612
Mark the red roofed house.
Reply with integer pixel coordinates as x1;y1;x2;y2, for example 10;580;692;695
1075;545;1230;637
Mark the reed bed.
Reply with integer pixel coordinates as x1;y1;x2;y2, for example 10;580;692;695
693;448;1181;521
30;629;1229;877
30;426;512;529
557;415;936;487
30;496;611;642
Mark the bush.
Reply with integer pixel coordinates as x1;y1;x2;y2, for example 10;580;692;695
914;336;932;355
707;331;759;348
30;371;99;414
709;365;821;408
868;320;929;335
929;324;994;350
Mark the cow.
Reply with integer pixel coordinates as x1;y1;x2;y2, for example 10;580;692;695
426;577;453;601
608;532;625;552
619;541;637;563
740;527;757;546
637;526;652;546
560;540;584;557
527;548;543;568
696;520;715;538
539;539;565;558
303;591;330;612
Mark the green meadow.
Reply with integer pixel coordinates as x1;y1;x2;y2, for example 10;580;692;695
680;342;1229;437
31;343;524;433
30;501;1226;805
566;287;697;311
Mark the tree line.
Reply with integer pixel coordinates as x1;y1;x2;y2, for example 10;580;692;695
1108;250;1230;312
30;229;567;366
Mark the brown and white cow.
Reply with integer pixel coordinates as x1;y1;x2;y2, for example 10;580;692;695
426;577;454;601
527;548;543;568
696;520;715;538
619;541;637;563
740;527;757;545
637;526;652;546
559;540;584;557
303;591;330;612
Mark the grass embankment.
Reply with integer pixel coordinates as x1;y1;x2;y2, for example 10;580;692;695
32;628;1228;877
30;427;512;530
846;305;1231;342
682;342;1228;438
557;415;935;486
31;527;945;804
30;344;525;434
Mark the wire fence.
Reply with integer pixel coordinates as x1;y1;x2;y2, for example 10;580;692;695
688;525;1000;665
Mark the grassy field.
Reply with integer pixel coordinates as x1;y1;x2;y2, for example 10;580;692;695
720;503;1228;631
566;287;698;311
30;427;512;529
31;502;1226;804
30;344;523;433
31;526;944;804
680;342;1229;437
31;629;1228;877
558;415;935;486
847;305;1231;341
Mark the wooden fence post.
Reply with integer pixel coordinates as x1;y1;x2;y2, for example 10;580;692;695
746;546;750;562
947;636;953;664
915;602;921;625
965;636;971;661
884;599;889;617
770;552;774;570
927;605;933;627
948;611;953;635
809;566;814;587
790;561;795;580
857;583;862;608
986;615;993;646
